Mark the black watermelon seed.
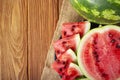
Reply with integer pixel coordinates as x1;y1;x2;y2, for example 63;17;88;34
93;51;97;54
64;31;66;36
59;36;62;39
93;51;100;62
71;25;76;31
62;41;67;44
56;59;60;62
71;28;74;31
111;39;116;43
72;25;76;28
59;68;62;72
93;40;97;44
108;33;113;37
101;73;108;78
116;43;120;48
56;50;60;54
62;61;66;64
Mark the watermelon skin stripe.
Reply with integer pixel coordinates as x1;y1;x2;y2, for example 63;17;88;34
70;0;120;24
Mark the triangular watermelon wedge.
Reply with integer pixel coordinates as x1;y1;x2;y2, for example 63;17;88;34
53;34;80;58
61;21;90;38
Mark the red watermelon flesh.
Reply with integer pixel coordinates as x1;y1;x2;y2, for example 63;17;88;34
52;49;83;80
52;59;69;76
58;49;77;63
53;34;80;58
52;49;78;77
61;21;90;38
61;63;82;80
78;25;120;80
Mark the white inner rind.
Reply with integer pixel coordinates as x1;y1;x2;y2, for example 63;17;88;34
69;63;83;75
66;49;77;62
84;21;91;34
77;25;120;80
75;34;81;53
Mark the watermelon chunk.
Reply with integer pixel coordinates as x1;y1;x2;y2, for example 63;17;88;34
61;21;90;38
53;34;80;58
52;49;77;76
78;25;120;80
58;49;77;63
62;63;83;80
52;59;69;76
52;49;83;80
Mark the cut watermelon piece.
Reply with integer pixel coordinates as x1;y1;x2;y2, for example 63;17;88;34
62;63;83;80
53;34;80;58
58;49;77;63
52;59;69;76
78;25;120;80
52;49;83;80
61;21;90;38
52;49;77;77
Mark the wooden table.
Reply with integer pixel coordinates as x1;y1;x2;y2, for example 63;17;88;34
0;0;63;80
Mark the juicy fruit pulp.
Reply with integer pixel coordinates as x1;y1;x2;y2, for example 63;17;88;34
53;34;80;58
61;21;90;38
52;49;77;76
78;25;120;80
58;49;77;63
52;60;68;76
70;0;120;24
52;21;90;80
61;63;82;80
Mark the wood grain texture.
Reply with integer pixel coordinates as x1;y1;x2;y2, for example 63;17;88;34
0;0;28;80
0;0;64;80
28;0;63;80
59;0;64;13
0;0;2;80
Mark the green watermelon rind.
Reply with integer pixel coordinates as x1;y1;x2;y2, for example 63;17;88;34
75;78;90;80
77;25;120;80
70;0;120;24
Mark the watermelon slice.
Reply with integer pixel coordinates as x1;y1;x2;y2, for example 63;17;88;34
78;25;120;80
52;49;81;78
61;21;90;38
58;49;77;63
52;49;77;76
53;34;80;58
52;59;69;76
61;63;83;80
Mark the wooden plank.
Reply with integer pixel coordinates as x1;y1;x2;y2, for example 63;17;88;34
0;0;2;80
0;0;28;80
41;0;84;80
59;0;63;13
28;0;60;80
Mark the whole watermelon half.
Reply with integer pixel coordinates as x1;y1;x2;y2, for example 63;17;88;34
78;25;120;80
70;0;120;24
